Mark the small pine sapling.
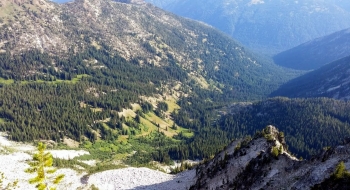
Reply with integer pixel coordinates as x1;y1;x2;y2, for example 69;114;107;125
25;142;64;190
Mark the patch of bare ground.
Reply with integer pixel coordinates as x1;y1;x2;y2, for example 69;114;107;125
63;137;80;148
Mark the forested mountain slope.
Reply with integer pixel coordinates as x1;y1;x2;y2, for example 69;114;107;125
271;56;350;100
0;0;293;100
274;28;350;70
146;0;350;54
0;0;301;165
219;97;350;158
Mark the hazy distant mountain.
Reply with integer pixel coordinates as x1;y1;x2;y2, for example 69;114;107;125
273;28;350;70
271;56;350;100
146;0;350;54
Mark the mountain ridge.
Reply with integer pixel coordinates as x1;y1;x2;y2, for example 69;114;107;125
0;0;297;100
271;55;350;100
146;0;350;54
273;28;350;70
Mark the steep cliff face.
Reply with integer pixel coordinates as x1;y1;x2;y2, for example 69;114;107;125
190;126;350;190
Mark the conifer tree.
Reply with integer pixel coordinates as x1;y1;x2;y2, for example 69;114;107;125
25;142;64;190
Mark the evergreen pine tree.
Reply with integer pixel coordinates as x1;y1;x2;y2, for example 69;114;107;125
25;142;64;190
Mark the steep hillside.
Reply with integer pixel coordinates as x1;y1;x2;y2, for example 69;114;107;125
190;126;350;190
274;28;350;70
271;56;350;99
219;97;350;158
0;0;301;165
146;0;350;54
0;0;293;100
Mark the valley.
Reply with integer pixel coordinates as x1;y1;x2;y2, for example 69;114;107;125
0;0;350;189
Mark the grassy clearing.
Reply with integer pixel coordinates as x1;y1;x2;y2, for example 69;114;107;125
144;112;185;137
136;117;158;136
131;103;141;111
0;74;89;85
0;78;14;85
162;125;193;138
176;127;194;138
43;74;90;84
91;107;103;112
0;118;6;124
165;98;180;113
53;157;126;175
118;109;136;118
145;112;170;130
113;153;129;160
117;135;128;143
71;98;192;169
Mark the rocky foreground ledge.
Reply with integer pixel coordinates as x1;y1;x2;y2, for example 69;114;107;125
3;126;350;190
0;133;196;190
191;126;350;190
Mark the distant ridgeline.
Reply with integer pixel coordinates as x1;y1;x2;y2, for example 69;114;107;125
271;55;350;100
145;0;350;54
273;28;350;70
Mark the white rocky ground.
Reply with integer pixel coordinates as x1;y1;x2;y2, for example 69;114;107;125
49;150;89;160
0;133;196;190
87;168;196;190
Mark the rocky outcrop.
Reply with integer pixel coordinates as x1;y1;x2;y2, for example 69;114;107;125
190;126;350;190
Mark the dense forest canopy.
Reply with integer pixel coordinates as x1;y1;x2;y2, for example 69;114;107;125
219;97;350;158
271;55;350;100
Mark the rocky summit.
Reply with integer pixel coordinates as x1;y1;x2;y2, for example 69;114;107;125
190;126;350;190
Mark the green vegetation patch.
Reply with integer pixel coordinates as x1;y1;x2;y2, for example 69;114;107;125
165;99;180;113
20;74;90;85
0;78;14;85
145;112;169;128
0;74;89;86
175;127;194;138
0;118;6;124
